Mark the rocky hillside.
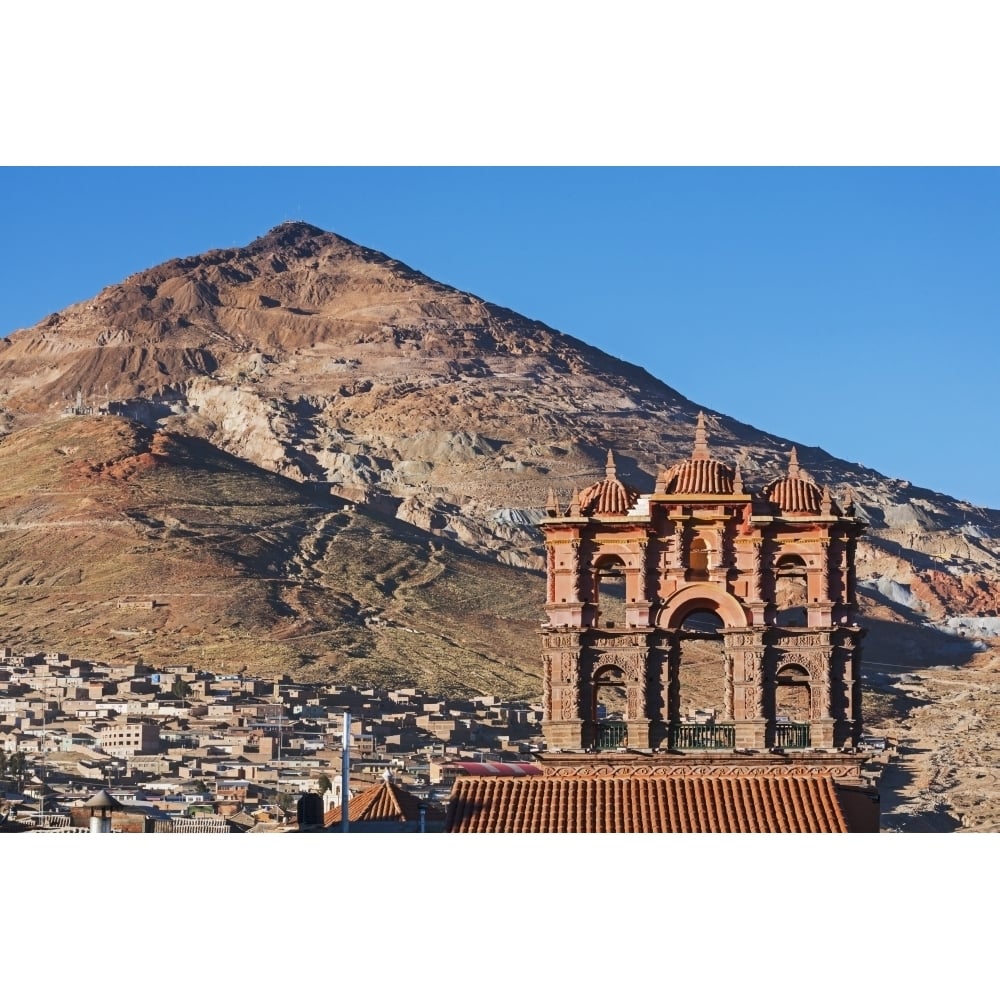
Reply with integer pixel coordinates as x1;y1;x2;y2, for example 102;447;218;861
1;221;999;659
0;416;542;697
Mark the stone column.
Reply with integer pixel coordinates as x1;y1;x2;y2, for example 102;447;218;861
725;630;768;749
625;657;652;750
541;636;585;750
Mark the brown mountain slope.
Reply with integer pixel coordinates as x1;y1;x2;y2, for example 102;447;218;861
0;416;542;697
1;221;998;632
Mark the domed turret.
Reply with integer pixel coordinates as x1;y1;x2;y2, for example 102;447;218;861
765;447;835;515
656;412;738;495
578;450;639;516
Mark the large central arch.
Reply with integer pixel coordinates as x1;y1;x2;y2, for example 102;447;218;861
657;584;749;631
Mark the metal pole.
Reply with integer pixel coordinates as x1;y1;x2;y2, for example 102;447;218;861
341;711;350;833
39;685;46;827
275;687;281;815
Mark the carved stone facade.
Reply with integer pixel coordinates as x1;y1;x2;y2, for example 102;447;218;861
540;415;866;751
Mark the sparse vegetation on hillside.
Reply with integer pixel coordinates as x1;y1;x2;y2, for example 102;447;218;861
0;416;542;697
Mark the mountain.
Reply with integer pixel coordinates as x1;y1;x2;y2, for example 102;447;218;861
0;415;542;697
1;221;999;681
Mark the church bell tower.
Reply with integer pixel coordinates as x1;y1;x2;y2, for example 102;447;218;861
540;413;866;754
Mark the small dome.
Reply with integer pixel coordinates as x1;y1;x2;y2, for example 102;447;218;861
765;447;836;515
578;450;639;515
659;458;735;495
656;412;737;495
766;476;823;513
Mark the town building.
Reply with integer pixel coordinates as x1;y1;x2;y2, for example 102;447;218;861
97;721;161;758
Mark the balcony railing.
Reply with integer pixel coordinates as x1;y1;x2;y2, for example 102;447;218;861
669;723;736;750
774;723;810;748
594;721;627;750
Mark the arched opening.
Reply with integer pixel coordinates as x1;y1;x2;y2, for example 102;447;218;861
773;664;811;748
676;608;727;723
593;555;626;627
592;664;627;749
774;554;808;626
774;664;811;720
688;537;709;580
659;584;749;631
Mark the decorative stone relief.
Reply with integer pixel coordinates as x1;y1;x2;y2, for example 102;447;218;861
774;633;827;647
545;761;863;779
742;649;763;684
727;632;759;647
815;669;831;718
592;654;629;673
557;688;577;720
628;686;642;720
545;634;579;648
560;651;579;686
740;649;764;717
569;539;582;602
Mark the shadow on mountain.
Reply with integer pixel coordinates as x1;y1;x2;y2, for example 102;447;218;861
859;589;982;673
878;745;963;833
862;617;981;672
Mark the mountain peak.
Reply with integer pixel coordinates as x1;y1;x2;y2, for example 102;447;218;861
263;220;328;242
245;221;351;255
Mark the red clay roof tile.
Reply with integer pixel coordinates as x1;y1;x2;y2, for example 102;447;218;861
446;774;849;833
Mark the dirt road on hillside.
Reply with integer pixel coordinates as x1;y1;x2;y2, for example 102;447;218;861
867;652;1000;832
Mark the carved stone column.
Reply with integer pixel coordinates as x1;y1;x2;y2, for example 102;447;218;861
724;628;767;749
541;633;586;750
809;654;835;749
625;655;652;750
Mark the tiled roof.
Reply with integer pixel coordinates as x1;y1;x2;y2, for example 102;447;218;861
445;774;850;833
578;451;639;516
324;779;441;827
659;458;735;495
578;477;639;516
767;475;823;513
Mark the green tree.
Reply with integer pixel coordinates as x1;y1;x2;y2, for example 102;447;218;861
171;677;192;699
317;773;332;795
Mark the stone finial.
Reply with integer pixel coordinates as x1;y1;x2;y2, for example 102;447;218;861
545;487;558;517
605;449;617;480
733;464;744;494
821;484;833;516
843;486;856;516
568;487;581;517
788;446;800;479
692;411;710;460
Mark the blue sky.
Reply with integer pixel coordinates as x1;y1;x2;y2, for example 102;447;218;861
1;167;998;509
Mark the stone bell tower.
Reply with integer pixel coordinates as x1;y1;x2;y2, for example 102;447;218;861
540;413;866;754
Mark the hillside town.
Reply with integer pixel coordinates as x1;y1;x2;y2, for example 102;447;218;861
0;643;545;832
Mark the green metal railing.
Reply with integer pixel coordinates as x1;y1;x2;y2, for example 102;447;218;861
669;723;736;749
595;721;628;749
774;723;810;748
